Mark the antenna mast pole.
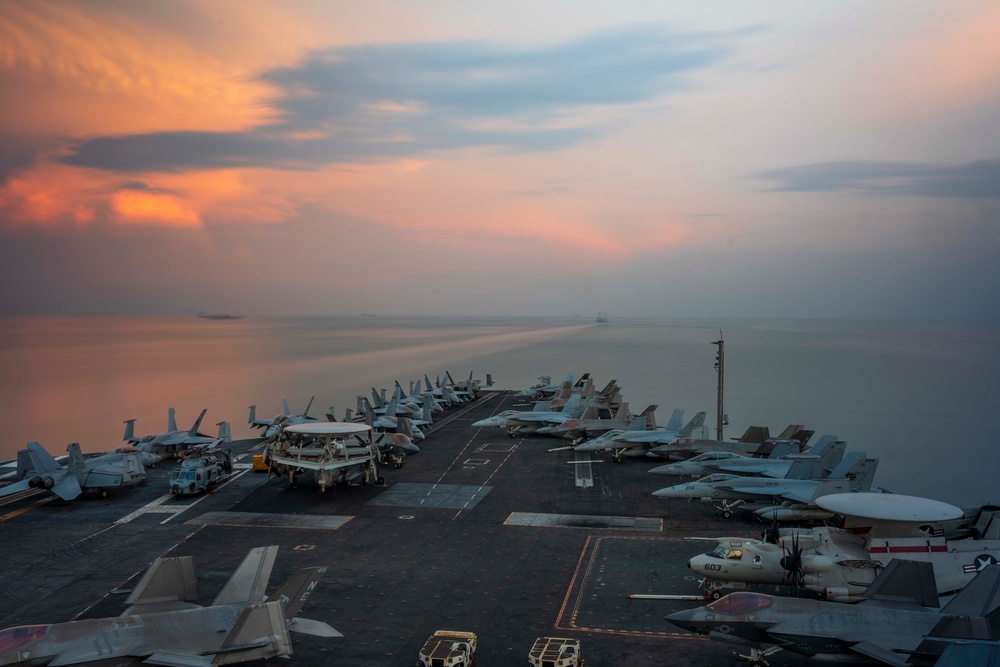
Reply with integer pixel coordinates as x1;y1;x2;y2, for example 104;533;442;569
712;332;725;441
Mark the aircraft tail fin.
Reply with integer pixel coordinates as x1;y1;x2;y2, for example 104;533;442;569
662;409;684;434
281;396;290;416
812;436;845;471
385;398;398;419
486;373;494;387
248;405;257;425
188;408;207;436
123;419;136;442
626;416;648;431
65;442;87;474
325;406;337;422
863;559;939;608
638;405;657;429
357;396;368;417
737;425;770;444
788;429;814;447
269;566;328;621
678;411;707;438
124;555;199;607
398;416;414;439
776;424;805;440
421;402;433;425
579;404;600;420
303;396;314;418
217;421;232;444
168;408;177;433
940;564;1000;617
26;441;63;474
212;545;279;606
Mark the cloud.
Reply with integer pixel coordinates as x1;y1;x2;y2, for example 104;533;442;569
757;159;1000;200
58;27;730;173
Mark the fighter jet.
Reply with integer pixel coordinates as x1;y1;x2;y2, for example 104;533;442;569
545;403;657;440
686;495;1000;602
123;407;218;455
471;394;587;436
515;373;587;398
249;396;321;440
646;424;812;460
0;545;339;667
648;435;844;478
0;441;145;500
573;410;706;460
666;559;1000;667
651;451;880;518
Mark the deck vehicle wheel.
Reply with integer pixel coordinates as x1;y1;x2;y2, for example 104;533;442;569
99;488;109;499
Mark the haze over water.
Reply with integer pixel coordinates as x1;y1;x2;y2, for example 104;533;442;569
0;315;996;508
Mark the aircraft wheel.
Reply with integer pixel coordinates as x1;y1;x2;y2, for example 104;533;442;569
723;510;732;518
710;589;722;600
100;488;109;499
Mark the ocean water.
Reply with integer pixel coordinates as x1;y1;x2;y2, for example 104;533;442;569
0;315;996;507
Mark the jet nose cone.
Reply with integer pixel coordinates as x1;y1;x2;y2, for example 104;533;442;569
648;464;672;475
652;487;674;498
664;608;701;633
471;419;490;427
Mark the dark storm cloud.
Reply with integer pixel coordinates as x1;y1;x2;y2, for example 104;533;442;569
59;27;730;173
758;159;1000;199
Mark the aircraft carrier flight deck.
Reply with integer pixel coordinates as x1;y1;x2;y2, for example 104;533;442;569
0;391;802;666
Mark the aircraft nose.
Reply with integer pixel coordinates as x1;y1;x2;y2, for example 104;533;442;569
648;464;672;475
664;608;702;633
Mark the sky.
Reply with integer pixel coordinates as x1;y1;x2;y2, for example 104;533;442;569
1;1;999;319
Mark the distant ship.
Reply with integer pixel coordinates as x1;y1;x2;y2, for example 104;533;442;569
197;312;243;320
596;312;609;323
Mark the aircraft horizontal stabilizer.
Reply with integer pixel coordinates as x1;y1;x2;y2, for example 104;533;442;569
288;616;342;637
48;647;133;667
0;478;31;498
51;475;82;501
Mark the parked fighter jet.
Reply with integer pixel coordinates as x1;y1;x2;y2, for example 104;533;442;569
545;403;657;440
0;441;145;500
123;407;217;455
0;545;338;667
686;495;1000;602
574;410;707;460
649;435;844;479
516;373;587;398
646;424;812;460
471;394;587;435
249;396;321;440
652;451;880;517
666;559;1000;667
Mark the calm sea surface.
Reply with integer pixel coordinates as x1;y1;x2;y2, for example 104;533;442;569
0;315;996;507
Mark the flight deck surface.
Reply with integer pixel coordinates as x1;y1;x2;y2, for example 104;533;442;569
0;392;802;666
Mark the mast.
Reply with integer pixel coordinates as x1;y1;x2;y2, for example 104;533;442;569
711;332;726;441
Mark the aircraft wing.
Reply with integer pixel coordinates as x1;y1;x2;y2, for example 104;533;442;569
124;555;199;611
932;644;1000;667
848;639;919;667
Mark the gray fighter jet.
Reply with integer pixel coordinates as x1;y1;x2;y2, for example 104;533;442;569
123;407;217;455
0;441;145;500
0;545;338;667
249;396;322;440
666;560;1000;667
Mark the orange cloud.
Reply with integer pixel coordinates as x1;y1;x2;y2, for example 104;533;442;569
109;191;201;228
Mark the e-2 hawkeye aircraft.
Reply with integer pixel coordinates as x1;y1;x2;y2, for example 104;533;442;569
0;546;339;667
686;494;1000;602
666;559;1000;667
